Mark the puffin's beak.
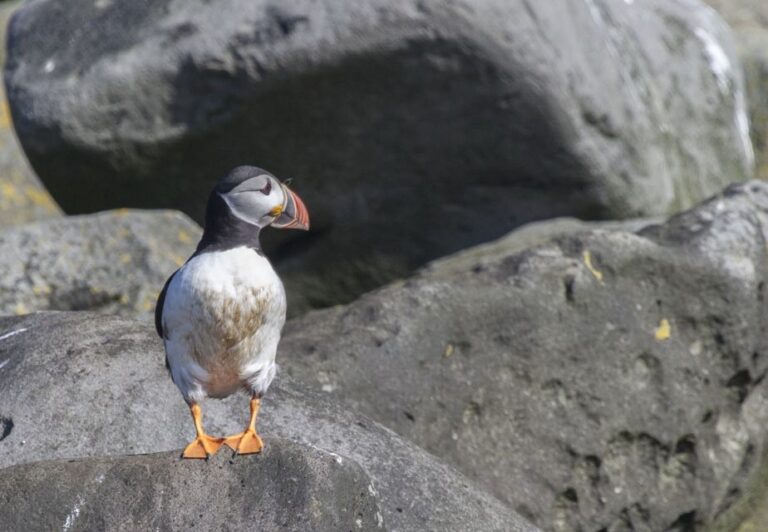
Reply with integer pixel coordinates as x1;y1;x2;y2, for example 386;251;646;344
271;184;310;230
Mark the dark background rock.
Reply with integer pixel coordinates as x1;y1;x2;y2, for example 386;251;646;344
0;209;200;316
278;181;768;530
0;311;535;532
4;0;754;314
0;443;383;532
0;0;59;228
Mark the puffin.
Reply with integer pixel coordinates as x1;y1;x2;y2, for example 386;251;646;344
155;166;309;459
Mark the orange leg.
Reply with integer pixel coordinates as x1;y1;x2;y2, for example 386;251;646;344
224;397;264;455
182;403;224;459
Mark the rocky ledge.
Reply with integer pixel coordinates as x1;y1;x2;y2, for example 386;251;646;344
0;311;534;532
0;442;383;531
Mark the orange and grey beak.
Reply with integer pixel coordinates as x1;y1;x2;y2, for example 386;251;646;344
271;184;310;230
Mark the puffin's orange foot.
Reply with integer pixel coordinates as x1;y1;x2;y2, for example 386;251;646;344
182;434;224;459
224;428;264;455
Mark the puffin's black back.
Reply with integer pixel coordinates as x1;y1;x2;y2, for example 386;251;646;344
155;272;176;339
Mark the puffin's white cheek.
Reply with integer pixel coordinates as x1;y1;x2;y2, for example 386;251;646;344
222;193;266;226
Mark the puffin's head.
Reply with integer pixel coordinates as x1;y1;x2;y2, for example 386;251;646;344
215;166;309;230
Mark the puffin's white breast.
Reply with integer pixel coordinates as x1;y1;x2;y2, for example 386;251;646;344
162;246;286;400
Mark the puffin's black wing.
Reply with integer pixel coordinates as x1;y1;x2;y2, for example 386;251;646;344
154;270;178;339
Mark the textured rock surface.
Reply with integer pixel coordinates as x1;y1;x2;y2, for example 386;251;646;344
0;443;383;532
706;0;768;180
5;0;753;313
0;312;534;532
0;0;59;228
0;209;200;316
279;181;768;530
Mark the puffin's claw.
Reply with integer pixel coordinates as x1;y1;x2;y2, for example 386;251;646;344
182;403;223;459
182;434;225;459
225;396;264;456
224;428;264;455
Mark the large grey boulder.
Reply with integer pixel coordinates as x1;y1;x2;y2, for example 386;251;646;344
0;443;382;531
0;209;200;316
0;312;534;532
5;0;754;313
279;181;768;530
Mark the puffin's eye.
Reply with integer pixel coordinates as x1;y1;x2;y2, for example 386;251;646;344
260;180;272;195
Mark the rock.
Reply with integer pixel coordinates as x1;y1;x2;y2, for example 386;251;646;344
5;0;754;314
278;181;768;530
705;0;768;179
0;0;60;228
0;209;200;316
707;453;768;532
0;443;383;531
739;34;768;181
0;312;535;532
0;81;59;229
422;216;659;277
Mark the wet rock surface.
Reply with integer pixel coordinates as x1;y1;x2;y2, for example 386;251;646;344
0;209;199;316
0;443;383;532
5;0;753;313
0;311;534;532
279;181;768;530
